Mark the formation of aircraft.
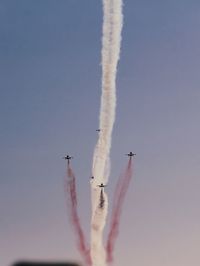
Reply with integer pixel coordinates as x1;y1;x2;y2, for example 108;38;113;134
63;149;135;179
62;155;73;163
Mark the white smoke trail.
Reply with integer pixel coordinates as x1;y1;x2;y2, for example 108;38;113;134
90;0;123;265
90;191;108;266
92;0;123;186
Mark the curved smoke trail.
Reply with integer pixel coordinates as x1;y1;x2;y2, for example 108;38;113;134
106;158;133;263
65;163;91;266
90;0;123;265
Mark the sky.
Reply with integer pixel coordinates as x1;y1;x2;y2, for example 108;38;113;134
1;0;200;265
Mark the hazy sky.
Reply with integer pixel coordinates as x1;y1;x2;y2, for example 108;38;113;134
1;1;200;266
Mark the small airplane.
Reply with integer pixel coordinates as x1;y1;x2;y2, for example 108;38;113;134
91;176;94;179
62;155;73;163
98;183;106;188
96;129;101;132
126;152;136;157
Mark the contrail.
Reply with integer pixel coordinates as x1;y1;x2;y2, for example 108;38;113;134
64;162;91;266
90;0;123;265
106;158;133;263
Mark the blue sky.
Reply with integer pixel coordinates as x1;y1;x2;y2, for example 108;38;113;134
1;1;200;266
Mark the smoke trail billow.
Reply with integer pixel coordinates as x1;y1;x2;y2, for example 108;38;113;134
90;0;123;265
106;158;133;263
64;162;91;266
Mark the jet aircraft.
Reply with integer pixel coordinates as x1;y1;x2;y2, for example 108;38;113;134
98;183;106;188
126;152;136;157
62;155;73;163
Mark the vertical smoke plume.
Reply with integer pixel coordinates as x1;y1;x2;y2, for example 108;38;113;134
65;162;91;266
92;0;123;185
90;0;123;265
90;189;108;266
106;159;133;263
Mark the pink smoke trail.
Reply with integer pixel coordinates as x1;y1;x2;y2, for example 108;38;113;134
106;158;133;263
64;162;91;266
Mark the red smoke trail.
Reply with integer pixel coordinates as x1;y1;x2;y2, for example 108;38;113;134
106;158;133;264
64;162;91;266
